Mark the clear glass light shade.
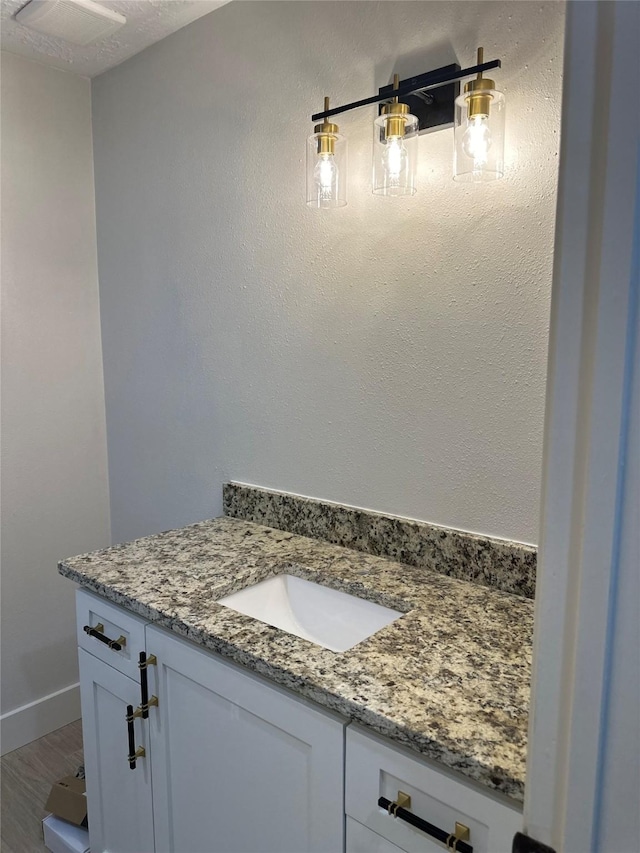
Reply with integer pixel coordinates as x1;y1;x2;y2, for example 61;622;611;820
306;131;347;208
372;112;419;196
454;88;505;182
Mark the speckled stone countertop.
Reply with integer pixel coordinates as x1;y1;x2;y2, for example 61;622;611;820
59;516;533;802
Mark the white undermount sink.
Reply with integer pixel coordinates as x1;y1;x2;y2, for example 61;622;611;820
217;574;403;653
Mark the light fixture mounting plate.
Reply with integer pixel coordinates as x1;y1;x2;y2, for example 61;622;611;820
378;64;461;133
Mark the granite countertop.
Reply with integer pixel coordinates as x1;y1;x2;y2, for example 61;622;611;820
59;516;533;802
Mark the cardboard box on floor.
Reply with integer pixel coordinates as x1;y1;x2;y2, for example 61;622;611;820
44;776;88;828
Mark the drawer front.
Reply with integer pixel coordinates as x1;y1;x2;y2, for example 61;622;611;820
76;589;147;679
345;726;522;853
346;817;405;853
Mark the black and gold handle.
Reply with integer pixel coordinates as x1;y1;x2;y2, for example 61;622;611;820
83;622;126;651
124;653;159;768
378;795;472;853
125;704;145;769
138;651;158;719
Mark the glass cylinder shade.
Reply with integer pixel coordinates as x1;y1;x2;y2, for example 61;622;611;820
306;130;347;209
454;87;505;182
372;109;419;196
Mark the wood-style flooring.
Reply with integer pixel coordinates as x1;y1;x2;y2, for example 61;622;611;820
1;720;84;853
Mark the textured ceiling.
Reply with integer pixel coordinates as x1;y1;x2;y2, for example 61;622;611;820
0;0;230;77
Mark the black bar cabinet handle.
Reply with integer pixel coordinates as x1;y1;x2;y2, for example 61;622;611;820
138;651;158;719
83;622;126;651
125;704;145;769
139;652;149;718
126;704;137;769
378;797;473;853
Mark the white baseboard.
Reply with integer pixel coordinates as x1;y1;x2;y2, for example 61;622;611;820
1;683;81;755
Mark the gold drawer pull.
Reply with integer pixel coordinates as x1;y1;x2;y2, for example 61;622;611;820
387;790;411;817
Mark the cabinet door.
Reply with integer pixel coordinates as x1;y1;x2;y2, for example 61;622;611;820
146;625;345;853
78;648;155;853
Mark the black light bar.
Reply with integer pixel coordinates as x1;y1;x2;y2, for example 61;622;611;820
311;59;501;123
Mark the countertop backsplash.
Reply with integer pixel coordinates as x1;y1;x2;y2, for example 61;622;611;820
223;483;537;599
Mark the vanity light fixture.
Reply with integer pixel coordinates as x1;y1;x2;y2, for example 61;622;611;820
306;97;347;208
453;48;505;182
308;48;504;207
372;74;419;196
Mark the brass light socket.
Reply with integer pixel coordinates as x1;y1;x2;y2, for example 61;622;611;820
381;101;409;139
314;96;339;156
314;121;339;155
464;78;495;118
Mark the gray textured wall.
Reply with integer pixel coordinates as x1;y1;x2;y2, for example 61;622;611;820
92;1;564;546
1;53;111;732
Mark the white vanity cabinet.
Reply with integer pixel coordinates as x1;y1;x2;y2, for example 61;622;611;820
145;624;345;853
76;590;345;853
76;590;522;853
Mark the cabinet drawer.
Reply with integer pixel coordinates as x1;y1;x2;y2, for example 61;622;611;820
345;726;521;853
76;590;147;679
346;817;405;853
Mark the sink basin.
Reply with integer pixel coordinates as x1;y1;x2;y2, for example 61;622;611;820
217;574;403;652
